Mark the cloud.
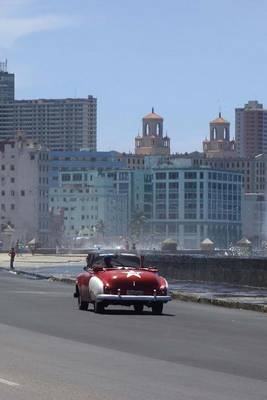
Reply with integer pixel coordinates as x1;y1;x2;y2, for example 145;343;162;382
0;1;74;48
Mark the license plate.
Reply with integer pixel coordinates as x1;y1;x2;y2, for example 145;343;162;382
127;290;144;295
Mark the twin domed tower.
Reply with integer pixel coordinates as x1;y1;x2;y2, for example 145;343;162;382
134;109;235;158
135;108;170;155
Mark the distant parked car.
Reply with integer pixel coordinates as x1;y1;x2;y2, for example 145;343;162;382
74;253;171;314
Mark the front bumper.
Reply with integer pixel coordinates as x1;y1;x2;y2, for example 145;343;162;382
96;294;171;303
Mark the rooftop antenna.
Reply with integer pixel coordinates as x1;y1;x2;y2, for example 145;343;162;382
218;99;222;118
0;59;7;73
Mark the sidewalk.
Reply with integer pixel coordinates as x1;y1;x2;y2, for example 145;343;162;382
170;281;267;313
0;253;85;269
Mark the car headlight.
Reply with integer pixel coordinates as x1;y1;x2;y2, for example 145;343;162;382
159;285;167;295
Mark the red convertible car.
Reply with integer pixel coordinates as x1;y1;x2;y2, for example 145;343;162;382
74;253;171;314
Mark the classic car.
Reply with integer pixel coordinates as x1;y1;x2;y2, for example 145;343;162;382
74;253;171;314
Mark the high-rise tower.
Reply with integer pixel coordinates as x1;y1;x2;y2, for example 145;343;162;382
135;108;170;155
0;60;14;102
0;63;97;151
235;101;267;157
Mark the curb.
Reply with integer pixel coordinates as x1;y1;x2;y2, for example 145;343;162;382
0;267;75;284
170;291;267;313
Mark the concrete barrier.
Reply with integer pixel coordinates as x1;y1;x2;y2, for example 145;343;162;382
144;255;267;288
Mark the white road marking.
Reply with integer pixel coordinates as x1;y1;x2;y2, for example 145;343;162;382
0;377;19;387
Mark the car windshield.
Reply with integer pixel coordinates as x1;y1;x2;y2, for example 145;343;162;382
93;254;140;268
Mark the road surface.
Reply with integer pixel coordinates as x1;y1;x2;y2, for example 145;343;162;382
0;270;266;399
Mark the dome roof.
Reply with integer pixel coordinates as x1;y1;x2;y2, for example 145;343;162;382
143;108;163;120
210;113;229;124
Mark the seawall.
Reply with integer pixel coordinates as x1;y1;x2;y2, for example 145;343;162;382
144;255;267;288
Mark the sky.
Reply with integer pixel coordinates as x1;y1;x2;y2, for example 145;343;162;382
1;0;267;153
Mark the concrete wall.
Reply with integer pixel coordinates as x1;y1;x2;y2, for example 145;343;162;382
144;255;267;287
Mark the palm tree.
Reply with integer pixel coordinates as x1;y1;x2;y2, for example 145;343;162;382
95;219;105;241
130;210;147;242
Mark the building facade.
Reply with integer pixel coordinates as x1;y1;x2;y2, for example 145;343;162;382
0;65;97;151
141;166;243;249
0;134;49;247
49;150;125;187
49;171;128;243
0;97;97;151
0;60;14;103
242;193;266;247
235;100;267;158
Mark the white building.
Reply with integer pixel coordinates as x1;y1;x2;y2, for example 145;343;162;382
243;193;266;247
0;133;49;248
141;165;244;249
49;171;128;243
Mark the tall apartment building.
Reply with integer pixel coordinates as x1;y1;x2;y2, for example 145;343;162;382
0;97;97;151
235;101;267;157
0;133;49;248
0;64;97;151
0;60;14;103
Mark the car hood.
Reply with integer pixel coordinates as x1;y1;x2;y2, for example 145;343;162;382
96;268;160;289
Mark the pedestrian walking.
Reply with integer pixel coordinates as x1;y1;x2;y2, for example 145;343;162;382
8;247;16;270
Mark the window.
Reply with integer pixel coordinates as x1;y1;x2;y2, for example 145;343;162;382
73;173;82;181
1;165;5;171
62;174;71;181
11;177;15;183
185;172;197;179
10;165;15;171
11;204;15;210
21;190;25;196
155;172;166;180
169;172;179;180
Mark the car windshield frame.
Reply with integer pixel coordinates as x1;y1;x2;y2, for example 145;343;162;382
92;253;140;269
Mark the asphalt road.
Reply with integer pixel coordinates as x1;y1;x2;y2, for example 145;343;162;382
0;270;266;400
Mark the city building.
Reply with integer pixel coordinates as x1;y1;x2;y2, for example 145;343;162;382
92;163;243;250
135;109;170;155
0;133;49;248
203;113;235;158
0;97;97;151
49;170;128;243
242;193;266;247
117;153;145;169
0;60;14;103
49;150;126;187
235;100;267;158
0;64;97;151
170;152;266;193
141;164;243;249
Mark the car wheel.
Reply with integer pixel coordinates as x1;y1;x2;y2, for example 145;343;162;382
78;295;88;311
134;304;144;313
94;302;104;314
152;303;163;315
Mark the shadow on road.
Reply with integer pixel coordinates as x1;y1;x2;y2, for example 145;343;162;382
85;308;175;317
